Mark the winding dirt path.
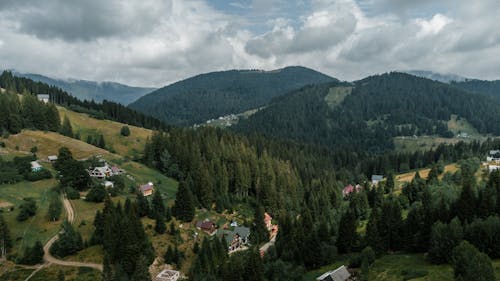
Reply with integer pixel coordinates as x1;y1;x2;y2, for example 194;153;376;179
25;194;102;280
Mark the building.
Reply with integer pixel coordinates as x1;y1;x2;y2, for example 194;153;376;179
487;150;500;163
488;165;500;172
48;155;58;162
139;182;154;196
264;212;278;238
342;184;363;198
218;226;250;252
103;181;114;188
30;161;42;172
156;269;180;281
371;175;383;186
37;94;50;103
89;165;112;179
111;166;125;175
316;265;351;281
196;220;217;235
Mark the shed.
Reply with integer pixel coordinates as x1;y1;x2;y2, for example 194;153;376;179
156;269;180;281
316;265;350;281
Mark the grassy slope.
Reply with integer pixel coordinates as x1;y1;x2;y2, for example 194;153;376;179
0;178;62;256
58;106;152;158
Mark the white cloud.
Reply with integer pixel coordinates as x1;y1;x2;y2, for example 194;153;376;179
1;0;500;87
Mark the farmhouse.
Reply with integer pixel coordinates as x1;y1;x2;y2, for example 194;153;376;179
218;226;250;252
48;155;58;162
371;175;383;186
316;265;351;281
30;161;42;172
196;220;217;235
139;182;154;196
89;165;112;179
156;269;180;281
37;94;50;103
111;166;125;175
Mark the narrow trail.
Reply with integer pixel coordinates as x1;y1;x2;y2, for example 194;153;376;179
24;194;102;281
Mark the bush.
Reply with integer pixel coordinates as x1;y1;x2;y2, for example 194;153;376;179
401;269;428;280
120;126;130;136
65;187;80;199
17;241;44;265
85;186;106;202
452;241;495;281
24;169;52;181
16;198;37;221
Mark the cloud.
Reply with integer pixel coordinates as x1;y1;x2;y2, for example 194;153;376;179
1;0;500;87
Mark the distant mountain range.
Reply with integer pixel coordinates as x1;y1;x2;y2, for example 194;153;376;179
233;72;500;152
13;72;156;105
128;66;337;126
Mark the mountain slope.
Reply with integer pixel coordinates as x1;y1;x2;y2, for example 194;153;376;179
451;79;500;101
128;66;337;126
15;72;155;105
234;72;500;153
404;70;467;83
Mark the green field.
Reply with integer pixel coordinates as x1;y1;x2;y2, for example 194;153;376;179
324;86;352;108
0;178;62;256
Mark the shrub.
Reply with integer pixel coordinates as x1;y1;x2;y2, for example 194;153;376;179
120;126;130;137
65;187;80;199
85;186;106;202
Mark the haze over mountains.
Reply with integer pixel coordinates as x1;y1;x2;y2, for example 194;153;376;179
14;72;156;105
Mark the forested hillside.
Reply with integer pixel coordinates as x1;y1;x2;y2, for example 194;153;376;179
15;72;155;105
0;71;167;130
451;79;500;101
235;72;500;153
129;66;336;126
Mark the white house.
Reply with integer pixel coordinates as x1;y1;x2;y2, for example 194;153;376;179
316;265;350;281
371;175;383;186
487;150;500;163
156;269;180;281
103;181;114;188
30;161;42;172
48;155;58;162
37;94;50;103
89;165;112;179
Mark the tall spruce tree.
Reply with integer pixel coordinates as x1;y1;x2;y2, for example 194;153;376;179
172;179;195;222
0;214;12;259
337;209;358;253
60;115;73;138
251;205;269;245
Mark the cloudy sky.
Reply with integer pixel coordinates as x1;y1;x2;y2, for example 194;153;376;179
0;0;499;87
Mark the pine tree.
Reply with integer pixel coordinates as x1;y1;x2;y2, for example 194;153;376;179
337;209;358;253
131;255;152;281
451;241;495;281
0;214;12;259
151;190;166;218
60;115;73;138
136;192;150;217
172;180;195;222
154;214;166;234
366;208;383;254
251;205;269;245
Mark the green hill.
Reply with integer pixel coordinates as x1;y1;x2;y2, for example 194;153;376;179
451;79;500;101
128;66;337;126
15;72;155;105
234;72;500;153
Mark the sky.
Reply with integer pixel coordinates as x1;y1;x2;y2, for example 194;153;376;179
1;0;499;87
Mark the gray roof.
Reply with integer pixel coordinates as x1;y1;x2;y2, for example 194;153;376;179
234;226;250;238
371;175;383;181
217;226;251;246
317;265;350;281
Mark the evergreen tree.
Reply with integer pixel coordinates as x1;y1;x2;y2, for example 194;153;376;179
151;190;166;218
451;241;495;281
172;180;195;222
154;214;166;234
60;115;73;138
428;218;463;264
132;255;152;281
0;214;12;259
337;209;358;253
98;134;106;149
365;208;383;254
251;205;269;245
120;126;130;137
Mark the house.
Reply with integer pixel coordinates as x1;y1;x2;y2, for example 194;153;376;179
89;165;112;179
195;220;217;235
488;165;500;172
139;182;154;196
487;150;500;163
30;161;42;172
342;184;363;198
316;265;351;281
103;181;114;188
156;269;180;281
37;94;50;103
218;226;250;252
48;155;58;163
371;175;383;186
111;166;125;175
264;212;278;238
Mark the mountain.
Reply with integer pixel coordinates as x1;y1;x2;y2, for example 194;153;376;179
404;70;467;83
14;72;155;105
451;79;500;101
234;72;500;153
128;66;337;126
